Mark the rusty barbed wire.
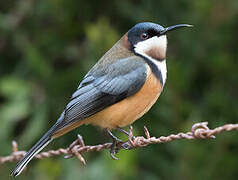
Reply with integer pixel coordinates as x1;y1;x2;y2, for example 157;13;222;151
0;122;238;165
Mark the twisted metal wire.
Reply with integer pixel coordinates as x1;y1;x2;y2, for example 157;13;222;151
1;122;238;165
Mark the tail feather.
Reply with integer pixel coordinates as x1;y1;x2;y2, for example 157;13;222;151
11;113;65;177
10;133;52;177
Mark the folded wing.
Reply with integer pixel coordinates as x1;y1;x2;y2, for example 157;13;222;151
54;56;148;132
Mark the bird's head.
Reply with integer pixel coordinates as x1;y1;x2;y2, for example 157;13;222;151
125;22;192;61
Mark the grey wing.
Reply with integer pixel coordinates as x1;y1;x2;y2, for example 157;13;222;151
54;56;147;131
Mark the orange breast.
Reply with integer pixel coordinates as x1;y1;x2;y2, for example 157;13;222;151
53;65;163;138
82;65;163;129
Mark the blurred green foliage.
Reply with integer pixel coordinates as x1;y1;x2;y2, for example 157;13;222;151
0;0;238;179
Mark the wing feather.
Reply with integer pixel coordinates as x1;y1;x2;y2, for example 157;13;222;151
54;56;147;131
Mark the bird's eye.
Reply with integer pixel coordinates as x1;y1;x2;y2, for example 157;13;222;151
140;33;149;40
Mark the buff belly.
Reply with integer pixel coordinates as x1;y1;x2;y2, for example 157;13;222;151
82;66;163;129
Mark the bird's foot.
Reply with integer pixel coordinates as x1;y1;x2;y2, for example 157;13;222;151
116;127;135;140
107;126;136;160
107;130;123;160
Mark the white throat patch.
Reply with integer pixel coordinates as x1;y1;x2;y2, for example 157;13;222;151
134;35;167;55
134;35;167;85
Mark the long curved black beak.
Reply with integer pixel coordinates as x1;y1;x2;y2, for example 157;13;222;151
160;24;193;35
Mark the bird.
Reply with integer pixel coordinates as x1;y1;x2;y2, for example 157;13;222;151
11;22;192;177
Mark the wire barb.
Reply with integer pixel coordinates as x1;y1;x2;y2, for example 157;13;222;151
1;122;238;167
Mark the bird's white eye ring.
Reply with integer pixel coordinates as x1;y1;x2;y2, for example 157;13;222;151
140;33;149;40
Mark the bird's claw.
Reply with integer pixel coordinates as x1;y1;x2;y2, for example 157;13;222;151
107;128;136;159
121;141;133;150
110;148;119;160
107;130;123;160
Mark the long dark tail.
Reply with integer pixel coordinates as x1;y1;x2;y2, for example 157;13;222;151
10;130;54;177
11;113;65;177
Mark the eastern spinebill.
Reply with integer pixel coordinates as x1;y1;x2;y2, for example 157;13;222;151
11;22;192;177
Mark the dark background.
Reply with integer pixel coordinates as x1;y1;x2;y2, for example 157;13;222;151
0;0;237;179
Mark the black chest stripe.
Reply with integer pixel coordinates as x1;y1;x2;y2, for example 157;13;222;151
135;53;164;85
